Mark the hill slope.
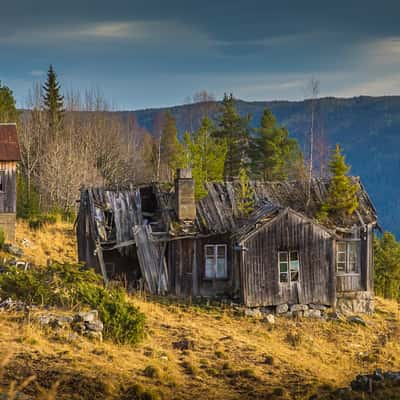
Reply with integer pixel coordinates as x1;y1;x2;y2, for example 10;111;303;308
122;96;400;237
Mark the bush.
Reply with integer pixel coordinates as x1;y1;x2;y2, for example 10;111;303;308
0;263;145;345
28;214;58;230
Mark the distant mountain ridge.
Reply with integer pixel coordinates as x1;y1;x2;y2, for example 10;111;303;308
118;95;400;237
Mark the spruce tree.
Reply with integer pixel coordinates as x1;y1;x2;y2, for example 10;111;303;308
183;117;227;198
250;107;302;181
318;144;359;223
159;111;183;181
0;82;19;123
213;93;251;180
237;167;255;217
42;65;64;137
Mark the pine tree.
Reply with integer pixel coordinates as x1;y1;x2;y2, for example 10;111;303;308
374;232;400;301
0;82;19;123
318;144;359;223
183;117;227;198
214;93;251;180
237;167;255;217
42;65;64;137
250;107;302;181
159;111;183;181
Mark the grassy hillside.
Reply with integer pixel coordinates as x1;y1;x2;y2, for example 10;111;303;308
0;221;399;399
123;96;400;238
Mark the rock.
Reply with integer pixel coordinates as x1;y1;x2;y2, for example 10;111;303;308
264;314;275;324
347;316;367;326
86;320;104;332
290;304;309;312
384;371;400;381
351;374;371;392
0;297;26;311
372;369;384;381
3;244;24;257
260;306;275;314
308;304;327;311
275;304;289;314
292;310;304;318
72;322;86;333
306;309;322;318
86;331;103;342
244;308;262;318
327;311;341;320
21;238;31;247
172;339;195;350
75;310;98;323
37;315;51;326
282;311;293;318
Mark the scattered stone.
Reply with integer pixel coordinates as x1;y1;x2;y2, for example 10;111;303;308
86;331;103;342
308;304;327;311
21;238;31;247
326;311;341;320
275;303;289;314
306;309;322;318
86;320;104;332
347;316;367;326
172;338;195;350
264;314;275;324
290;304;309;312
244;308;262;318
0;297;26;311
3;244;23;257
75;310;98;323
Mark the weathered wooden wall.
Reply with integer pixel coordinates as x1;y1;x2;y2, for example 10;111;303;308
167;235;238;298
240;210;335;307
0;161;17;213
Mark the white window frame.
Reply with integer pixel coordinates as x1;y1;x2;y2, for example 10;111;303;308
204;244;228;279
336;241;360;275
278;251;300;284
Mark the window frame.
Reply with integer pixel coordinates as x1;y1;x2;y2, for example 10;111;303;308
204;244;228;280
278;250;300;284
336;240;360;275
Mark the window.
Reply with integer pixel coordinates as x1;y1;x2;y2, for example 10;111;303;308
279;251;299;283
0;171;5;192
205;244;227;279
336;241;359;274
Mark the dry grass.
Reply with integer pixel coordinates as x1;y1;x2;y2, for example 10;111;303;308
0;296;398;399
1;221;399;399
15;220;77;265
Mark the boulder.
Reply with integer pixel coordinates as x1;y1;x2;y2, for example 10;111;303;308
275;304;289;314
264;314;275;324
75;310;98;323
308;304;327;311
3;244;23;257
244;308;262;318
86;320;104;332
306;309;322;318
290;304;308;312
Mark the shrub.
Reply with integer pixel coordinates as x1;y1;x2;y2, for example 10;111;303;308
0;227;5;250
28;214;57;230
0;263;145;345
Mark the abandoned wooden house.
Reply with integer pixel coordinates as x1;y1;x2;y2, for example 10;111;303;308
0;124;21;242
76;168;378;314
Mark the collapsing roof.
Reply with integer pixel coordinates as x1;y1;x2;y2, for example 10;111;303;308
79;176;377;249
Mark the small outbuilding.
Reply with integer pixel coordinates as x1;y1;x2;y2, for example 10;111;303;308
77;169;378;314
0;123;21;242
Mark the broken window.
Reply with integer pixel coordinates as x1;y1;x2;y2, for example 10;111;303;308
336;241;360;274
205;244;227;279
279;251;300;283
0;171;5;192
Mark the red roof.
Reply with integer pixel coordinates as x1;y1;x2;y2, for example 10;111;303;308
0;124;21;161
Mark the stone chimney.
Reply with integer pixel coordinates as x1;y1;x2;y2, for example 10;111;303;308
175;168;196;221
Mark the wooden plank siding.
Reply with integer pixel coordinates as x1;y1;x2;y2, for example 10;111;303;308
240;209;335;307
0;161;17;213
167;235;235;299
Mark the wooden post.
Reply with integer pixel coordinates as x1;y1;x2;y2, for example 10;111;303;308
95;242;109;284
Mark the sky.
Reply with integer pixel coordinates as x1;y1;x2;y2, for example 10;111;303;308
1;0;400;109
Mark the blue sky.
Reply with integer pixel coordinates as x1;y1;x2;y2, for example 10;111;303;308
2;0;400;109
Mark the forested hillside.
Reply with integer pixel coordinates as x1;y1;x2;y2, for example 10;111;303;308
123;96;400;237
